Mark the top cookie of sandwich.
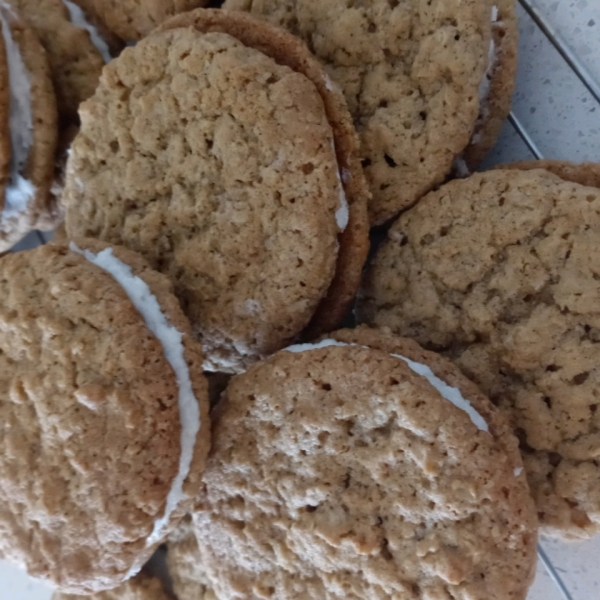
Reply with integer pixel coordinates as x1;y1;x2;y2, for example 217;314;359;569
224;0;493;224
88;0;209;40
63;12;369;373
0;240;210;592
359;167;600;540
194;327;536;599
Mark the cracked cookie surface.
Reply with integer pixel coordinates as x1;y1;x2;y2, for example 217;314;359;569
0;240;210;592
63;28;342;372
359;168;600;540
194;328;536;599
224;0;492;224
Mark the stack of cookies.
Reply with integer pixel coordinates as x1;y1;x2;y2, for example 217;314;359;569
1;1;599;599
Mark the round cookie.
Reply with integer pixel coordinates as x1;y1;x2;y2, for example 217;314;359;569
63;10;369;373
0;3;58;251
358;168;600;540
194;327;537;599
223;0;493;225
157;8;370;341
0;239;210;592
6;0;114;124
167;517;215;600
462;0;518;169
52;574;173;600
89;0;210;40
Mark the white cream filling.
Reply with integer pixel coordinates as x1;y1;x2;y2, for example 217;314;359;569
330;141;349;232
62;0;111;63
284;340;489;432
335;171;349;231
70;243;201;546
0;4;35;230
390;352;489;432
514;467;523;477
324;74;336;92
285;339;349;353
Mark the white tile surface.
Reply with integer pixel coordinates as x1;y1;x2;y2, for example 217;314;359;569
0;562;52;600
539;536;600;598
528;555;568;600
532;0;600;85
480;119;536;169
511;3;600;162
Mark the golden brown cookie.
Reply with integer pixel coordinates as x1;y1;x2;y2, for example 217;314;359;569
224;0;493;225
64;11;369;373
158;8;370;343
0;3;59;251
194;327;537;599
89;0;210;40
359;168;600;540
6;0;113;123
52;573;172;600
0;239;210;592
166;517;215;600
158;8;370;341
462;0;518;169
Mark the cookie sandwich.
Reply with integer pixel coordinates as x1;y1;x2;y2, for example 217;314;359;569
0;2;58;251
359;165;600;540
194;326;537;599
224;0;515;224
63;9;369;373
0;239;210;592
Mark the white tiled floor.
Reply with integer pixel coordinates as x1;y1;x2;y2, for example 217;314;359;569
2;0;600;598
0;563;52;600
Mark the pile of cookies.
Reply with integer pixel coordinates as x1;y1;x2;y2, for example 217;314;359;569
0;1;599;599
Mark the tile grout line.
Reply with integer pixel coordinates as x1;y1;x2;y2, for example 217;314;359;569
518;0;600;105
508;112;544;159
538;544;575;600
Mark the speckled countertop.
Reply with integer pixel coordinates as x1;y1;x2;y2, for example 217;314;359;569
2;0;600;598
